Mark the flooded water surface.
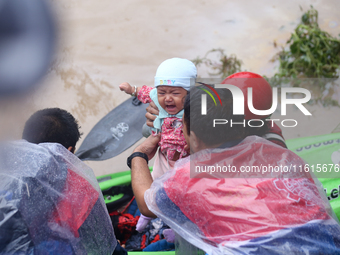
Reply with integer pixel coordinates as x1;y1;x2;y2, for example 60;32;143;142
2;0;340;176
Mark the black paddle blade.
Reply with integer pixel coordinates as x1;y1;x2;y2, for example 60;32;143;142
76;97;147;161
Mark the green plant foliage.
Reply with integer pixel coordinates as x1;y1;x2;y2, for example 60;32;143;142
275;6;340;79
270;6;340;107
192;48;243;78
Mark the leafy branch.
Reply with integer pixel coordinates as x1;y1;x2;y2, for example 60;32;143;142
192;48;243;78
271;6;340;107
273;6;340;79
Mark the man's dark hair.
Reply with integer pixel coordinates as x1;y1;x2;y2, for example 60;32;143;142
184;86;246;146
22;108;81;150
244;121;269;137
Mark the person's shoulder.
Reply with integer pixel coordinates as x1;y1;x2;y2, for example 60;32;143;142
1;140;60;164
39;142;72;154
162;157;191;185
244;136;305;163
264;122;287;148
244;135;287;151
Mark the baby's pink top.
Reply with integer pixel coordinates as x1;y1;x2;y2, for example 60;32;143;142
138;85;188;161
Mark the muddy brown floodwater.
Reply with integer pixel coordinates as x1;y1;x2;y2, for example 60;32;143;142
1;0;340;176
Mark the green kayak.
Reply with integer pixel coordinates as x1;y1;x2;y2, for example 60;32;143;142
287;133;340;220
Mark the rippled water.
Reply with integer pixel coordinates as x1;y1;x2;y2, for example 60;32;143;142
1;0;340;176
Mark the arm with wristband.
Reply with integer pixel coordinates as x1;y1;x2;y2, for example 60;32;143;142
129;134;160;218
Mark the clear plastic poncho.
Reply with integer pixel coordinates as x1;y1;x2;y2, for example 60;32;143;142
145;136;340;255
0;140;116;254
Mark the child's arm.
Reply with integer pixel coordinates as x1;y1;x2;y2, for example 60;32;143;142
119;82;141;96
120;83;153;104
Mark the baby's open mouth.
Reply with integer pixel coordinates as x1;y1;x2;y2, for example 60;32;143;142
166;105;176;110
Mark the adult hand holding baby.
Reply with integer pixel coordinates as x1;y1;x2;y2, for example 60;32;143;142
145;101;159;128
133;132;161;160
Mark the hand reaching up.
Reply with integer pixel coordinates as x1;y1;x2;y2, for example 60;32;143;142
119;82;133;95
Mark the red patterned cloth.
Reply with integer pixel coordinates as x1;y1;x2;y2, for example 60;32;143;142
137;85;153;104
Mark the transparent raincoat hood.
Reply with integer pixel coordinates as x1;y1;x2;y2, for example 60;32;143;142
145;136;340;255
0;140;116;254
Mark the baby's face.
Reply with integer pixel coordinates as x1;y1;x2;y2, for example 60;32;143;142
157;86;187;115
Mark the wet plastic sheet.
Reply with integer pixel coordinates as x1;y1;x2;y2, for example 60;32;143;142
0;140;116;254
145;136;340;255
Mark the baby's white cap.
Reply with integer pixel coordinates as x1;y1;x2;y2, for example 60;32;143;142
154;58;197;91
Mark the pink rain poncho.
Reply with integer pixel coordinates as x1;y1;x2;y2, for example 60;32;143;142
0;140;116;254
145;136;340;255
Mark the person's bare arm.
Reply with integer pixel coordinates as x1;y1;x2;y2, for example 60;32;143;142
145;101;159;128
131;134;160;217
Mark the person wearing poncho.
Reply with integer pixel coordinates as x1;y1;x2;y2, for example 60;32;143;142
130;86;340;255
0;108;120;254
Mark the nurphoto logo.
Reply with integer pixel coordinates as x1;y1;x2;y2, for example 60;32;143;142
199;83;312;128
